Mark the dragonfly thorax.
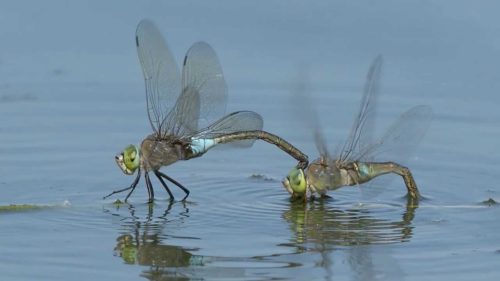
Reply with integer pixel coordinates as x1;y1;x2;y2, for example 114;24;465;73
305;158;353;194
139;136;189;171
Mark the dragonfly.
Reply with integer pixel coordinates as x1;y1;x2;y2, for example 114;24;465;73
105;20;308;203
282;56;432;202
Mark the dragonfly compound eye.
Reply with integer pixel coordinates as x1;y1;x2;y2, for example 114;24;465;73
115;145;140;175
287;167;307;194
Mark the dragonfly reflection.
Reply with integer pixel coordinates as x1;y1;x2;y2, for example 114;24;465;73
283;199;417;246
282;56;432;201
106;20;308;203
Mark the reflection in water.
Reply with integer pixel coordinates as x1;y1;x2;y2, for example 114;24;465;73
281;198;418;281
104;202;207;280
106;202;280;280
115;234;202;267
104;198;418;280
282;198;417;246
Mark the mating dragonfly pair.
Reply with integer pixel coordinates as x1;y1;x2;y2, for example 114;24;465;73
104;20;432;203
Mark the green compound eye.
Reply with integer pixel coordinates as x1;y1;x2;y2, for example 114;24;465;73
116;145;140;175
287;167;306;194
123;145;140;171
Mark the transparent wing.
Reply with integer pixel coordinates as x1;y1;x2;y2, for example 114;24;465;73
356;105;433;162
181;41;227;131
162;86;200;137
290;66;330;158
339;56;382;162
314;128;330;160
136;19;181;136
193;111;264;147
355;105;433;199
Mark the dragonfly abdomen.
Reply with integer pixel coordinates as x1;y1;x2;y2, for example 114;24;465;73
189;138;218;155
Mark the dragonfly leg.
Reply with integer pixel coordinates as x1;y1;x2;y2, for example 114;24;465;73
104;168;141;200
154;171;175;201
308;184;330;200
124;172;141;202
144;171;155;203
156;171;190;201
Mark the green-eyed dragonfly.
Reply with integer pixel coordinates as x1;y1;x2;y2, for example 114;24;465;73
282;56;432;202
105;20;308;203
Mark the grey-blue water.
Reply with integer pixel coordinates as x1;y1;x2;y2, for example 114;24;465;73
1;1;500;280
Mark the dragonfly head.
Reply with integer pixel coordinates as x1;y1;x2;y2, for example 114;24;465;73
116;145;140;175
282;167;307;196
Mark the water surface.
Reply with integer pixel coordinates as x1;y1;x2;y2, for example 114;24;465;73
1;80;499;281
2;1;500;280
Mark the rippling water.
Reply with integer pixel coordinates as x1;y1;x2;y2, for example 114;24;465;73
1;79;499;281
2;2;500;280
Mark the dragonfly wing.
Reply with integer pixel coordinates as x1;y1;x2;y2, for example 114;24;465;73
194;111;264;147
162;86;201;137
356;105;433;199
290;67;330;158
339;56;382;163
358;105;433;162
136;19;181;136
314;127;331;160
181;41;228;131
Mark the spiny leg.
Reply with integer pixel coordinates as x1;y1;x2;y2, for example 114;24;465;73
144;171;155;203
154;171;174;201
124;183;137;202
156;171;190;201
104;168;142;200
